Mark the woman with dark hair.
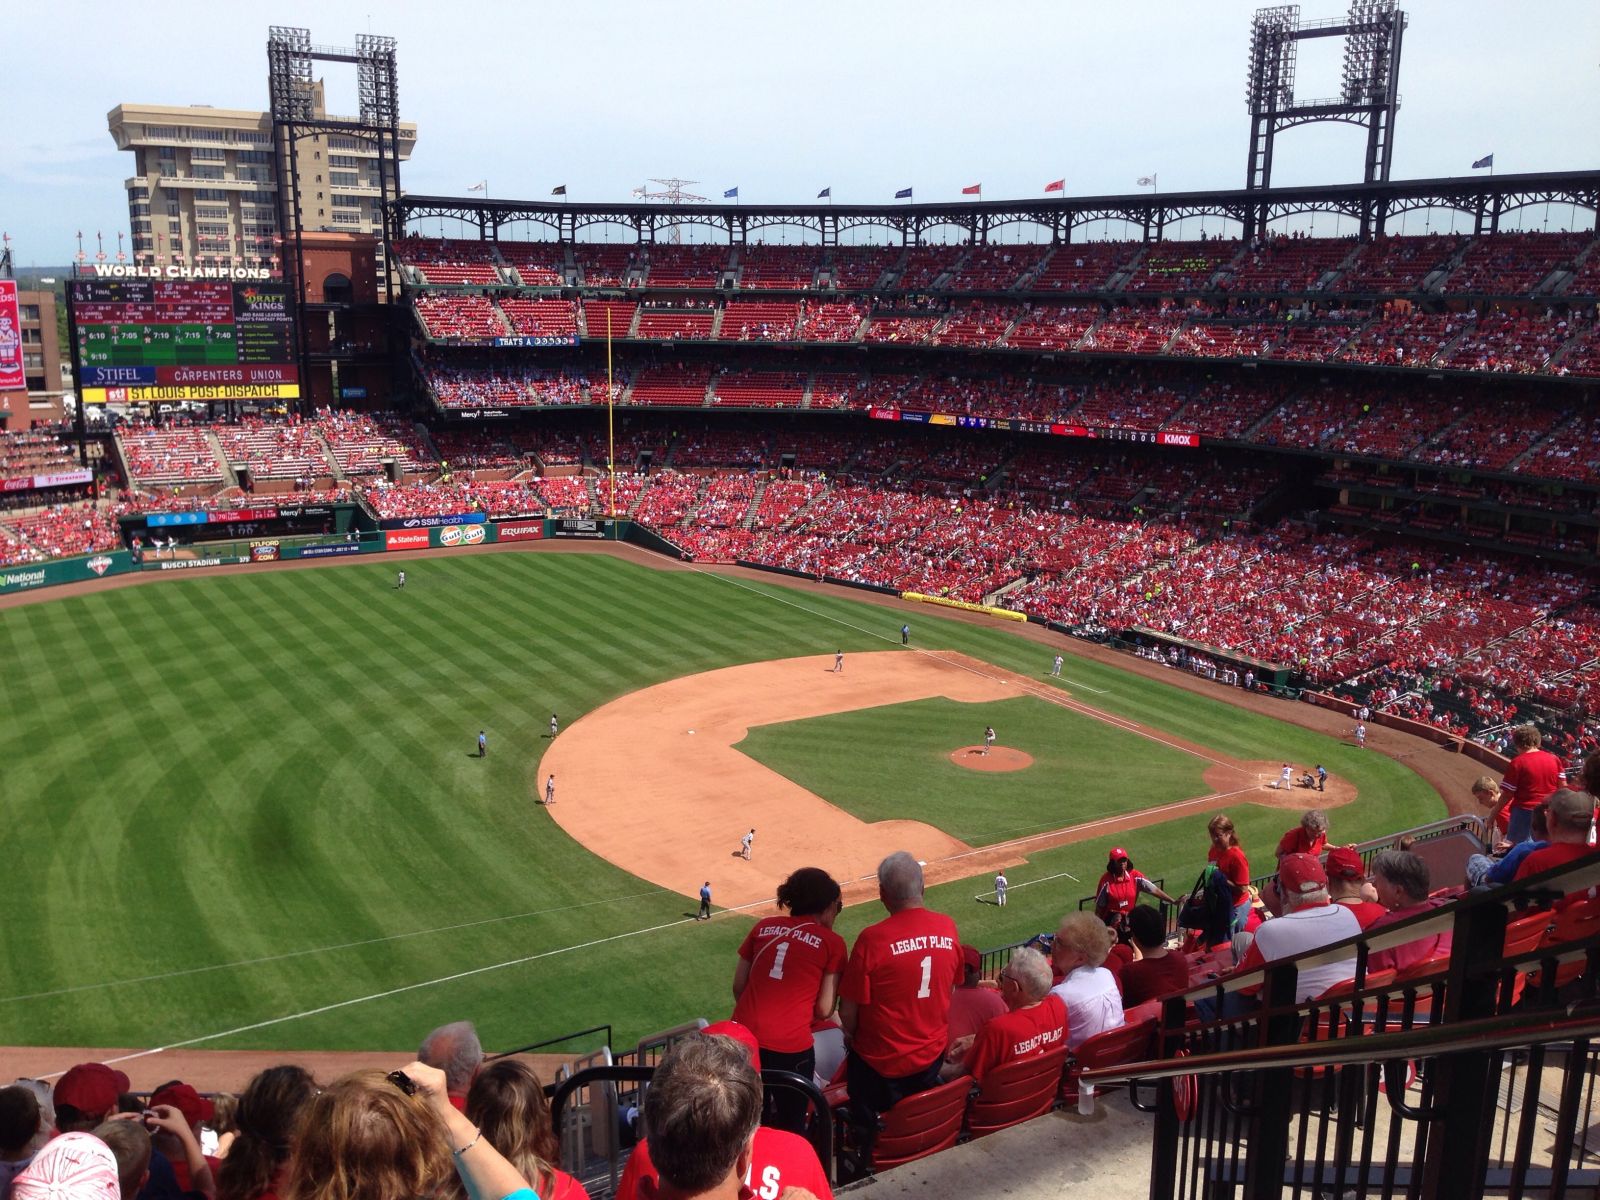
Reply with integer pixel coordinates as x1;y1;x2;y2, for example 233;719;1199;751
282;1065;532;1200
218;1067;318;1200
464;1061;586;1200
1092;847;1177;936
1208;814;1253;934
731;867;846;1129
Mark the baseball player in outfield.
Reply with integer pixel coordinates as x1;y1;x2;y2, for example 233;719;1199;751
740;829;755;860
396;570;406;589
1051;654;1063;677
477;730;487;758
550;712;560;738
994;871;1008;906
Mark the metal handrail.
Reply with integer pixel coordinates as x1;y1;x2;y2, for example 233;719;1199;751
493;1023;613;1060
1180;853;1600;1000
1081;1008;1600;1087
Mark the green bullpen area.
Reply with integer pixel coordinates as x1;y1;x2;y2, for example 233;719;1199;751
736;696;1211;847
0;551;1444;1053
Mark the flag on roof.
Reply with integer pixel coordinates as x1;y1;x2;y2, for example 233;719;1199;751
466;181;486;192
817;187;831;199
1137;176;1155;187
1472;154;1494;169
961;183;981;195
895;187;913;199
1044;178;1065;193
724;187;739;198
551;185;567;196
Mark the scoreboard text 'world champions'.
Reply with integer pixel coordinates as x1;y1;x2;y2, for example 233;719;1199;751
70;279;300;403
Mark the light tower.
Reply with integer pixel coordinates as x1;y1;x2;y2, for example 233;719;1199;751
1243;1;1407;229
632;178;710;244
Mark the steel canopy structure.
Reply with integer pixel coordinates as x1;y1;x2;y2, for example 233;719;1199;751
391;169;1600;251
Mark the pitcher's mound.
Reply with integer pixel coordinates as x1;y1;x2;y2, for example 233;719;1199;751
950;745;1034;772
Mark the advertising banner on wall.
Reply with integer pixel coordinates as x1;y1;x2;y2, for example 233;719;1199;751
384;530;431;551
494;521;546;543
435;523;488;548
0;281;25;390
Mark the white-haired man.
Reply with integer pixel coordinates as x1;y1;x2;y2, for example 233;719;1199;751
418;1020;484;1112
840;851;962;1143
941;946;1065;1085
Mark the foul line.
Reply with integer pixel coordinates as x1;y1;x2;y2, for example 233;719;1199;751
36;780;1268;1079
0;888;674;1007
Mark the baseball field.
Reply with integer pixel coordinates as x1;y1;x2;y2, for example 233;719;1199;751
0;544;1445;1059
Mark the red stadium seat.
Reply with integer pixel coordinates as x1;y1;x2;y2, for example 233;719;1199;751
966;1046;1069;1138
865;1078;973;1172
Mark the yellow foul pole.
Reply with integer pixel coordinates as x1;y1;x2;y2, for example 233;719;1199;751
607;309;616;521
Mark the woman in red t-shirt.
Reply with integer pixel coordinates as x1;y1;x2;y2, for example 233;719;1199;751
218;1066;320;1200
467;1059;590;1200
1207;814;1252;933
731;866;847;1128
1093;848;1177;937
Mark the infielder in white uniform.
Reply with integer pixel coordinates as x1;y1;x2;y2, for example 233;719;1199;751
994;871;1008;906
1051;654;1063;677
544;774;555;804
740;828;755;860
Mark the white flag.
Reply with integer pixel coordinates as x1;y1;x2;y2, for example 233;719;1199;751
1136;176;1154;187
630;186;646;198
466;181;487;192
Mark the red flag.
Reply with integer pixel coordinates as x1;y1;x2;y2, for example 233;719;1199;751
1044;179;1065;192
961;183;981;195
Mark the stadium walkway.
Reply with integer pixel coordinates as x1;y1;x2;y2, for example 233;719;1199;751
856;1089;1154;1196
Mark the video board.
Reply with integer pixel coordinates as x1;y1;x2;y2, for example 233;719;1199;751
69;279;298;403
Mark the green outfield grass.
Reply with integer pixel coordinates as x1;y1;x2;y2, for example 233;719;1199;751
737;695;1211;845
0;552;1445;1054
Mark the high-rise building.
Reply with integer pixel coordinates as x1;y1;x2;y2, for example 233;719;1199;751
107;83;416;272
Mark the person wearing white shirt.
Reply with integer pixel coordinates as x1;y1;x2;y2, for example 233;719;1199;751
1048;912;1126;1051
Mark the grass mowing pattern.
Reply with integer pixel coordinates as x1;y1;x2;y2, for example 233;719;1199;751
737;696;1211;846
0;554;1443;1052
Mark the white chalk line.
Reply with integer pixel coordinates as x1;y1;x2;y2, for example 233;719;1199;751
972;868;1082;901
0;888;674;1007
36;889;790;1080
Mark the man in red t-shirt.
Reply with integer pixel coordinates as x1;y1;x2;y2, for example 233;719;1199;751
944;947;1065;1086
1119;904;1190;1008
1514;790;1598;895
1493;725;1567;845
840;851;962;1145
1325;845;1388;929
945;944;1006;1052
614;1026;833;1200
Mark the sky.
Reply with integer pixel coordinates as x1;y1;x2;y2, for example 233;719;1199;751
3;0;1598;264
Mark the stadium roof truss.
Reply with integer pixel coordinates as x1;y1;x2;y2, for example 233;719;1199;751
392;170;1600;249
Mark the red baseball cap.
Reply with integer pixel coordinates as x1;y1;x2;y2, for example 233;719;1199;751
149;1083;215;1128
53;1064;131;1117
1277;852;1328;895
1109;847;1130;862
1324;845;1367;881
701;1020;761;1073
960;944;982;972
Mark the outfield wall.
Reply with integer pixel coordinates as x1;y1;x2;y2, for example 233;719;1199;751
0;518;638;596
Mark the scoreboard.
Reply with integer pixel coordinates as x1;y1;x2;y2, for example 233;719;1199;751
70;279;299;402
